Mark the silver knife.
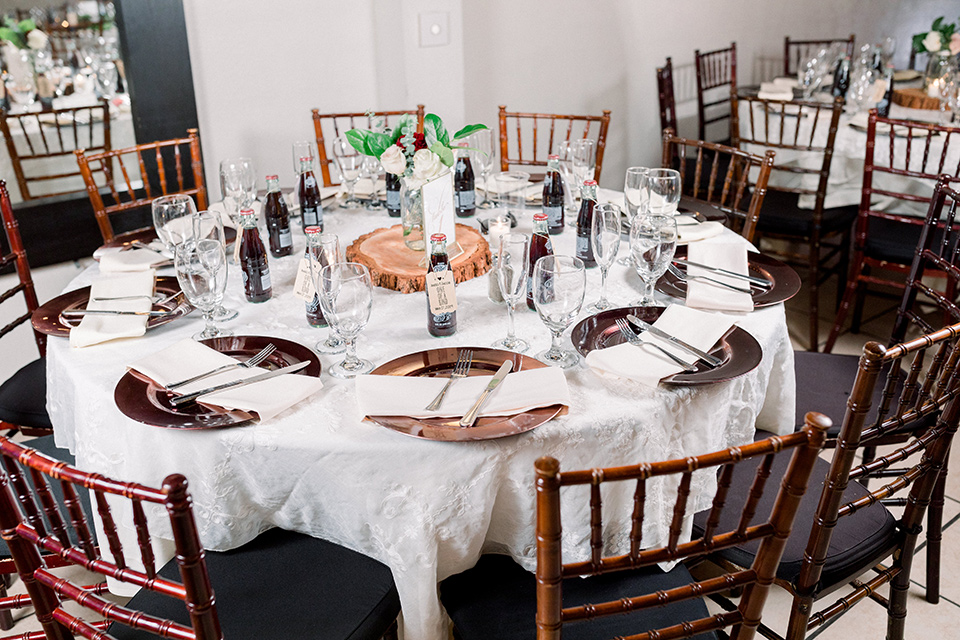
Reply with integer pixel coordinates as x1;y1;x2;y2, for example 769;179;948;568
672;258;772;287
459;360;513;427
170;361;310;407
62;309;173;317
627;314;723;367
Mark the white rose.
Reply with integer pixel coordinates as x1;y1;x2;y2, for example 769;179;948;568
26;29;48;50
923;31;942;53
379;145;406;175
412;149;443;182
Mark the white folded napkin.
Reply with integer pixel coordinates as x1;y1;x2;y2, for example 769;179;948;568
98;248;169;273
128;338;324;422
69;271;156;348
677;221;724;245
585;305;735;388
355;367;570;419
345;178;386;198
684;241;754;313
772;77;799;88
758;82;795;101
320;186;340;202
847;112;928;138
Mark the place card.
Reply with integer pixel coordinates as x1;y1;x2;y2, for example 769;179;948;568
421;171;463;259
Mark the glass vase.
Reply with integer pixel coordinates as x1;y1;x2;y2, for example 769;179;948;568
3;46;37;107
400;178;425;251
924;50;959;97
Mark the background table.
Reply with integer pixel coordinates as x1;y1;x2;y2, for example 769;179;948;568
46;197;796;640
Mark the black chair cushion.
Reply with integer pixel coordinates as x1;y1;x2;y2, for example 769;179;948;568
756;191;858;238
440;554;718;640
0;357;51;430
110;528;400;640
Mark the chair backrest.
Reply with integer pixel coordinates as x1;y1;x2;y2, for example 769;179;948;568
0;180;44;357
534;418;828;640
311;106;425;187
0;100;111;201
694;42;737;141
74;129;207;243
784;34;856;76
497;105;612;182
662;129;776;242
0;436;224;640
657;57;678;135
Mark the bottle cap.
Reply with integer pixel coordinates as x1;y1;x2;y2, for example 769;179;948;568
304;226;322;235
430;233;447;242
239;208;255;216
584;180;598;186
533;213;548;221
265;174;278;181
299;156;312;163
548;154;559;160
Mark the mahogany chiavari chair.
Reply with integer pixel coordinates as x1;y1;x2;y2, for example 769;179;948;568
657;57;678;135
662;128;776;243
497;105;612;181
0;438;402;640
699;322;960;640
783;34;856;77
824;112;960;353
440;418;827;640
732;94;852;351
694;42;736;142
74;129;207;243
0;100;111;201
311;106;425;187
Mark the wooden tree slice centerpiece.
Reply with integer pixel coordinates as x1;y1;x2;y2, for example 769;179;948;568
892;88;940;111
346;224;491;293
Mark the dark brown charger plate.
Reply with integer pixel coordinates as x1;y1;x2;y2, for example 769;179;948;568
115;335;321;429
366;347;565;442
571;306;762;385
655;246;801;308
31;276;193;338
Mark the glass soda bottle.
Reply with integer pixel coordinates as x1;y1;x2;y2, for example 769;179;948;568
262;174;293;258
453;143;476;218
527;212;554;310
304;226;326;327
238;208;273;303
385;172;402;217
576;180;598;268
298;156;323;232
543;154;565;234
427;233;457;336
876;64;894;117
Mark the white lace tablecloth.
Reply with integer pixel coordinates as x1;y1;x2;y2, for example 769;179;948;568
46;201;795;640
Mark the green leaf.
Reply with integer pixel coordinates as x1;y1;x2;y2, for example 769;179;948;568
452;124;489;140
0;27;23;48
345;129;372;156
932;16;944;30
423;113;442;148
17;19;35;33
430;142;454;167
366;132;394;159
913;33;926;52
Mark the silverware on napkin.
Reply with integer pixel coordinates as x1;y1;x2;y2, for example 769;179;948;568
626;314;722;367
614;318;698;372
425;349;473;411
672;258;771;287
61;309;173;318
165;343;277;390
459;360;512;428
667;263;752;295
169;360;309;407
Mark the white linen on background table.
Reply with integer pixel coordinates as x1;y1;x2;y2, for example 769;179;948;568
46;203;795;640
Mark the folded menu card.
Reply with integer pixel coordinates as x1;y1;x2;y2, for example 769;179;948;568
585;305;735;388
69;271;156;348
355;366;570;420
684;241;754;313
129;338;324;421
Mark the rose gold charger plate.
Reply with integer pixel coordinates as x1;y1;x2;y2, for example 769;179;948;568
366;347;566;442
115;335;322;429
31;276;193;338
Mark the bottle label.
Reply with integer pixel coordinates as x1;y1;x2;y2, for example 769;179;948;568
293;258;317;301
302;205;319;226
278;227;292;248
457;190;476;210
386;190;400;209
576;235;590;259
544;205;562;228
260;267;272;290
426;270;458;315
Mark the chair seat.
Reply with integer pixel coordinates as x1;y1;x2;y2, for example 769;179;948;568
110;528;400;640
0;357;51;430
440;554;718;640
863;216;935;266
756;191;858;238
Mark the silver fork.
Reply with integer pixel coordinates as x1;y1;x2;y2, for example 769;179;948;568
165;343;278;390
425;350;473;411
92;290;183;306
667;263;752;294
614;318;697;372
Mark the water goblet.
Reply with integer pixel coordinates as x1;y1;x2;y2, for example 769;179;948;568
492;233;530;352
192;210;238;322
152;194;197;252
314;262;374;379
630;213;677;306
219;159;245;225
646;168;681;215
495;171;530;217
239;158;257;209
333;136;363;209
572;138;596;187
587;203;622;313
618;166;649;265
533;255;586;368
360;156;384;210
468;129;496;208
174;239;231;340
307;233;347;355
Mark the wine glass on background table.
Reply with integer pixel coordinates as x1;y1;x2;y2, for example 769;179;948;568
219;159;245;226
239;158;257;210
175;239;230;340
152;194;197;252
360;156;385;211
587;203;621;313
645;169;681;215
572;138;596;186
333;136;363;209
618;166;649;265
493;233;530;353
314;263;374;379
630;213;677;307
533;255;586;368
192;210;238;322
468;128;496;208
495;171;530;218
307;232;346;355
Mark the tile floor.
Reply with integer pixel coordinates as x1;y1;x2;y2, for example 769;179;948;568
1;261;960;637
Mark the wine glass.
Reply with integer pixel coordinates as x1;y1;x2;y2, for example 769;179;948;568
880;36;897;67
533;255;586;368
847;63;876;114
192;210;238;322
95;60;119;98
360;156;384;211
493;233;530;352
174;239;230;340
333;136;363;209
239;158;257;209
645;169;681;215
618;166;649;265
630;213;677;306
307;233;347;355
495;171;530;216
219;159;245;225
468;129;496;208
152;194;197;252
572;138;596;187
314;263;374;379
587;203;622;313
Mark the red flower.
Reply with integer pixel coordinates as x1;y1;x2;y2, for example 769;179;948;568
412;132;427;151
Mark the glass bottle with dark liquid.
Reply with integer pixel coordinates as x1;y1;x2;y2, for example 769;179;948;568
876;64;894;117
453;144;476;218
304;226;326;327
427;233;457;336
385;172;402;217
263;174;293;258
298;156;323;232
832;56;851;98
576;180;598;268
543;154;565;234
527;212;554;310
238;208;272;303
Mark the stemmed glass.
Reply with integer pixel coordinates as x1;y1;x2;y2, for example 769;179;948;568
533;255;586;368
618;166;649;265
308;233;347;355
360;156;384;210
174;239;230;340
587;203;622;313
572;138;596;187
192;210;238;322
630;213;677;306
314;263;374;379
645;169;681;215
468;129;496;208
219;158;255;224
492;233;530;352
333;136;363;209
152;194;197;252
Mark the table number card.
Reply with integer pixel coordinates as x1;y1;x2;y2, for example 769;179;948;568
421;172;463;260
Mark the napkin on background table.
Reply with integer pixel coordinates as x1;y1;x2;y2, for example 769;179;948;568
355;367;570;420
684;240;755;313
128;338;324;421
757;82;795;101
585;305;735;388
772;77;799;88
69;271;156;348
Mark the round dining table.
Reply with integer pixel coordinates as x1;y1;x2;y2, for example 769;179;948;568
45;190;796;640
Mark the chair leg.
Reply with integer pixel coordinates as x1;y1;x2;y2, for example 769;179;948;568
0;577;13;631
825;273;862;354
926;467;947;604
382;619;399;640
808;247;820;352
851;265;870;334
785;593;814;640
